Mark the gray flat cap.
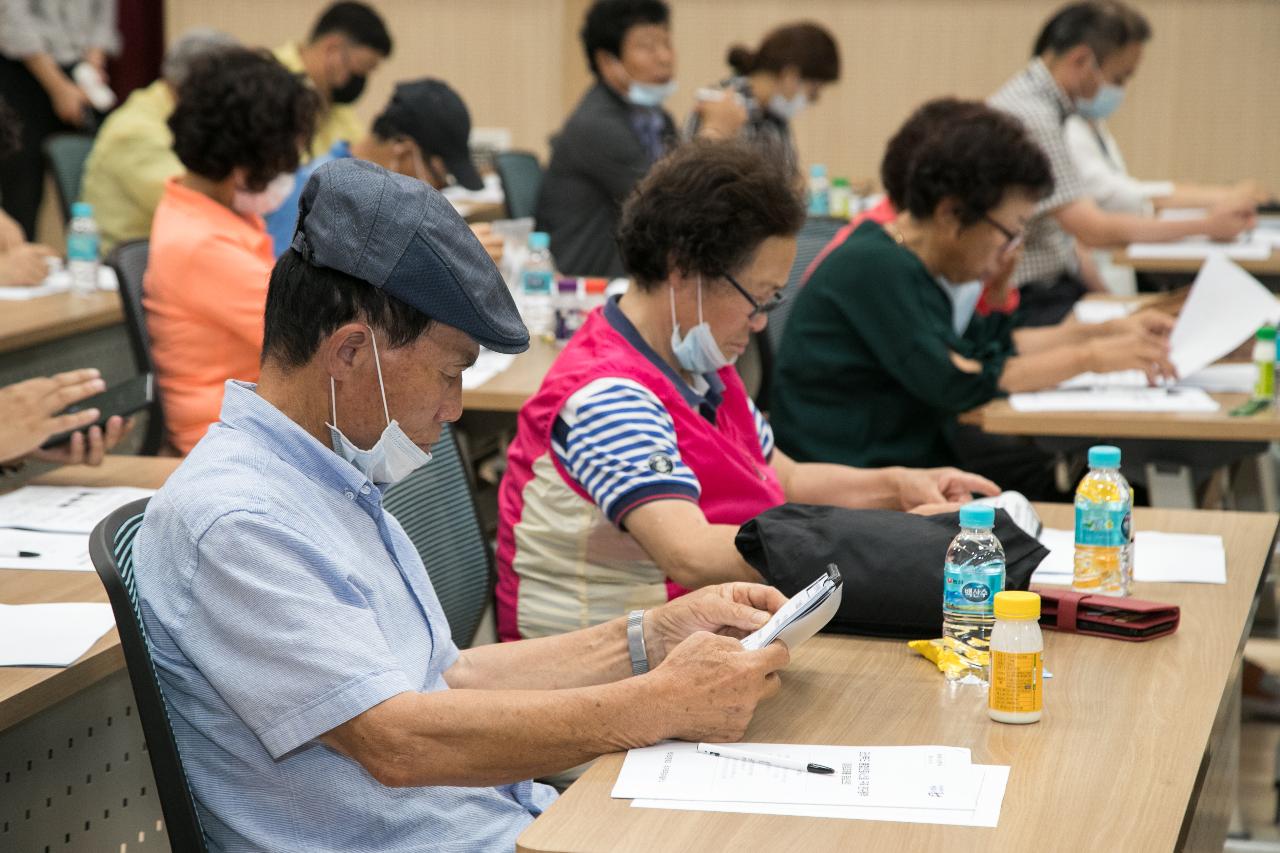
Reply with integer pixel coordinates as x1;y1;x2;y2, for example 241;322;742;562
290;158;529;354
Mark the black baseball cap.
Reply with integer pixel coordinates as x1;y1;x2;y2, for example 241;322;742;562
290;158;529;354
375;78;484;191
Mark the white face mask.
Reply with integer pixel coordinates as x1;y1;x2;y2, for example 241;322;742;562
767;91;808;121
327;327;433;487
627;79;677;108
937;276;984;336
670;279;733;374
232;172;296;217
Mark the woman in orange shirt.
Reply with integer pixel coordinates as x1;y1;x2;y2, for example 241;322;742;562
144;48;318;453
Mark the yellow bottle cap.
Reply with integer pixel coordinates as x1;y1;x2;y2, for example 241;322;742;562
994;591;1040;620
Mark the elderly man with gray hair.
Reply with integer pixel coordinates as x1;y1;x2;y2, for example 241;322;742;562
82;27;238;253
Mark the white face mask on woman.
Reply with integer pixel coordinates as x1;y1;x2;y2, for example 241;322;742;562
670;279;732;374
232;171;296;217
327;327;433;487
767;90;808;121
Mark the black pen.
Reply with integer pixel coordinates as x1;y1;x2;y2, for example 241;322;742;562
698;743;834;775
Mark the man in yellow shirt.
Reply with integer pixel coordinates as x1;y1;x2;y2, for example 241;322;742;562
273;1;392;159
82;29;237;254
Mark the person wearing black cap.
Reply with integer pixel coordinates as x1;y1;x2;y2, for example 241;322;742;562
264;78;502;262
132;157;790;852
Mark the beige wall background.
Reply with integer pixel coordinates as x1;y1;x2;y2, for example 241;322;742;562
165;0;1280;190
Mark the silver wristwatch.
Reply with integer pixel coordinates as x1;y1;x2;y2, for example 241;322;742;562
627;610;649;675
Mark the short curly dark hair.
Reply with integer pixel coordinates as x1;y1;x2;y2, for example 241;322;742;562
0;96;20;160
618;138;805;289
169;48;319;190
895;99;1054;227
581;0;669;78
880;98;988;210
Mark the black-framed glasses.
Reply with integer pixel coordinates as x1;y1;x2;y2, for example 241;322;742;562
724;271;785;319
982;213;1025;255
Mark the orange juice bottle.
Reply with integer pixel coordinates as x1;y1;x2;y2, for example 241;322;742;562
1073;445;1132;597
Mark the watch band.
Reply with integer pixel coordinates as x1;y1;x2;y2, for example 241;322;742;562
627;610;649;675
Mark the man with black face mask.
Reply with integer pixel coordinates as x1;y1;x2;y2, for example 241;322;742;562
274;1;392;159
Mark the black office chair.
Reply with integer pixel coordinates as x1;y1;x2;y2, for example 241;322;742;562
43;133;96;222
383;422;494;648
493;151;544;220
754;215;846;410
89;499;209;853
106;239;166;454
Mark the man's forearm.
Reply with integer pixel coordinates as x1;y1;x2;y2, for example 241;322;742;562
451;615;634;691
788;463;901;509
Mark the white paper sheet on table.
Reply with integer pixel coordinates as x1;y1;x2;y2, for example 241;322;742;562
0;266;117;301
631;765;1011;828
613;742;983;809
461;348;517;390
1072;300;1137;325
1127;238;1271;261
1008;387;1219;413
1031;527;1226;585
0;602;114;666
0;486;155;534
0;529;92;571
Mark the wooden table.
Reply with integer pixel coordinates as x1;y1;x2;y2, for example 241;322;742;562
519;504;1279;853
1114;247;1280;279
0;290;123;356
971;392;1280;442
463;336;560;413
0;455;178;733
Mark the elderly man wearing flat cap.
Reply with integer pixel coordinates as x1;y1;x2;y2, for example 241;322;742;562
134;159;789;852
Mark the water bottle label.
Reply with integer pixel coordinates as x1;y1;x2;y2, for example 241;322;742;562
521;270;552;295
943;564;1004;616
1074;500;1130;547
67;232;99;262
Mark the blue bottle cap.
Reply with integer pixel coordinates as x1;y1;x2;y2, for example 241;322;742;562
528;231;550;251
71;201;93;218
809;163;827;177
958;503;995;528
1088;445;1122;468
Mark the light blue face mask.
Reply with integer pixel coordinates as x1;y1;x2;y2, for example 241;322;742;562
670;280;732;374
1076;83;1125;120
937;277;984;336
628;79;677;108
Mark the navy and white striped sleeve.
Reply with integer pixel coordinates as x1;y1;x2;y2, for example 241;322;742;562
748;396;775;460
552;378;701;525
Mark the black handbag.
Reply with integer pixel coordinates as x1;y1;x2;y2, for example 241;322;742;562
735;504;1049;639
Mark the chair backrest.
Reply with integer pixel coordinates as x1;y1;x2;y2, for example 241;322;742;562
106;239;166;454
382;423;494;648
89;499;209;853
43;133;96;222
493;151;544;220
754;215;847;409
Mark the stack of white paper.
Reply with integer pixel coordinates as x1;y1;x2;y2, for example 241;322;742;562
461;348;516;390
1009;387;1219;413
1031;528;1226;585
0;528;93;572
616;742;1010;828
0;266;118;301
0;486;155;535
0;602;115;666
1072;300;1136;325
1127;238;1271;261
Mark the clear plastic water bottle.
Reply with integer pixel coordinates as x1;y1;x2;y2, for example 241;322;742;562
519;231;555;339
942;503;1006;681
807;164;829;216
1073;445;1133;597
67;201;100;297
553;277;583;343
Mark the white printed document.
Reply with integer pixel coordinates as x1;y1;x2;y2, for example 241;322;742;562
1031;528;1226;585
1008;387;1219;413
619;742;1011;828
0;602;115;666
0;486;155;535
0;529;93;572
1127;237;1272;261
739;565;841;652
461;348;516;390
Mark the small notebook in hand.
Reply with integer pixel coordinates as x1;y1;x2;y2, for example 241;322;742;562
1034;587;1180;641
740;564;843;651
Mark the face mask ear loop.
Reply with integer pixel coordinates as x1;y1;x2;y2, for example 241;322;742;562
330;376;339;428
697;276;705;326
366;326;392;427
669;285;679;337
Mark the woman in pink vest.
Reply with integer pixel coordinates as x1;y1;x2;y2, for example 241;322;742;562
496;138;998;642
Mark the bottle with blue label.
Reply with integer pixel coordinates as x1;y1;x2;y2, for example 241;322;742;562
1073;445;1133;596
942;503;1006;681
807;164;829;216
519;231;555;339
66;201;100;297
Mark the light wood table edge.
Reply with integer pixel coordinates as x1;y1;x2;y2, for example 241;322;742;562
0;292;124;356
